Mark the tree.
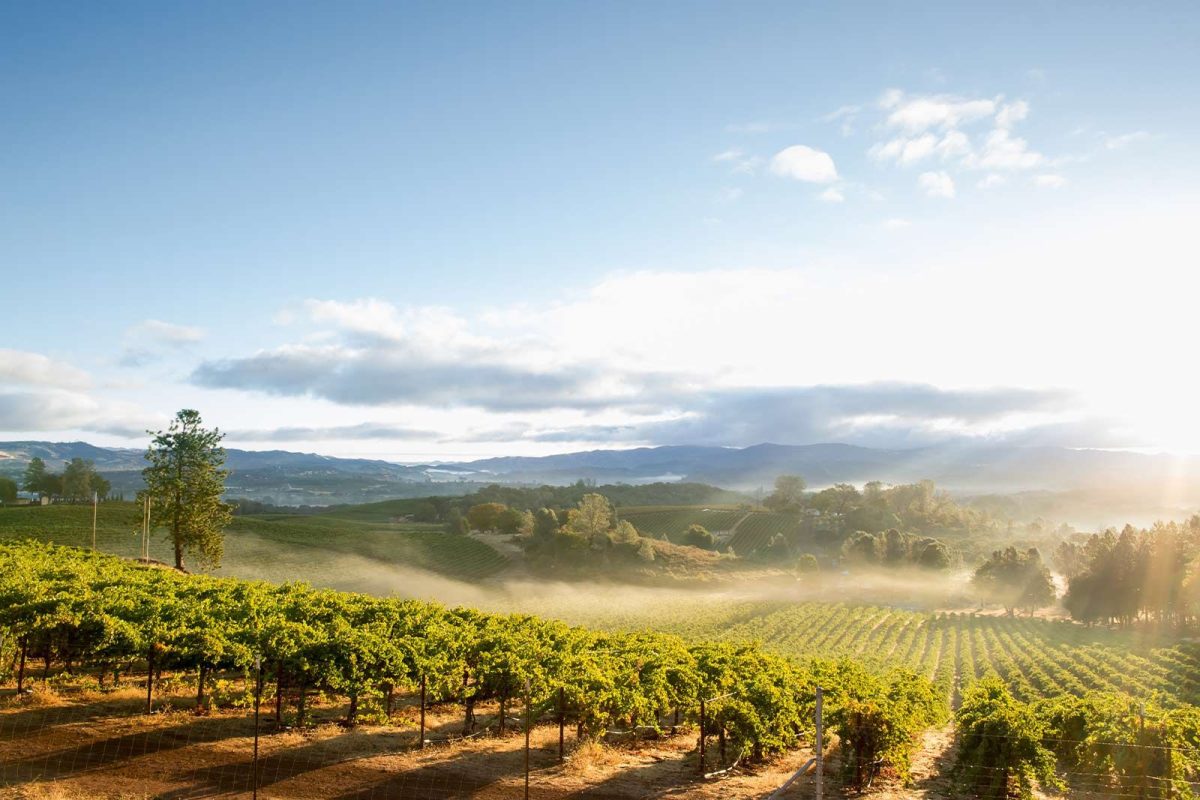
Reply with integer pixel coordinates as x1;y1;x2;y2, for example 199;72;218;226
972;547;1056;616
915;539;952;570
764;475;807;513
0;476;17;503
61;458;97;501
91;473;112;501
564;494;613;544
610;519;640;544
532;508;559;540
495;507;533;537
21;457;47;494
810;483;861;515
444;507;469;535
681;524;715;550
142;409;233;571
1052;540;1085;580
466;503;507;532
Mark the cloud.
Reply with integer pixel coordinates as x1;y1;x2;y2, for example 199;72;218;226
121;319;207;367
1033;173;1067;188
880;90;997;133
191;297;690;413
0;348;153;437
869;134;937;165
193;347;620;412
864;88;1051;195
0;389;149;437
457;383;1082;450
819;186;845;203
1104;131;1151;150
131;319;205;345
0;349;91;390
962;128;1044;171
226;422;438;442
995;100;1029;129
769;145;838;183
711;148;763;174
821;104;861;135
882;218;911;230
917;171;956;199
635;383;1076;448
977;173;1007;189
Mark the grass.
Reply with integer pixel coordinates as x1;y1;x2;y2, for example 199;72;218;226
0;502;509;589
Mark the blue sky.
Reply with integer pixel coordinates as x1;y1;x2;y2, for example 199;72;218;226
2;2;1198;460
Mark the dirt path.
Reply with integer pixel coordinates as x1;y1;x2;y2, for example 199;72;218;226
1;691;826;800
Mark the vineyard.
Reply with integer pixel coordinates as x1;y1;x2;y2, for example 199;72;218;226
533;596;1200;708
726;512;806;555
616;506;815;556
617;506;748;540
0;541;945;794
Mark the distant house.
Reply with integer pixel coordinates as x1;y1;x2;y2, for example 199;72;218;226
12;491;49;506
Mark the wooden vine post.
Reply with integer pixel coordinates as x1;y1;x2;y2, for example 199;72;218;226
419;674;427;749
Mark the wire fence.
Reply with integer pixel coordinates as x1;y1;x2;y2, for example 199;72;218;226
0;674;763;799
6;673;1200;798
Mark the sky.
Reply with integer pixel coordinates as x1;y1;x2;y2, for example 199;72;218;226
2;1;1199;462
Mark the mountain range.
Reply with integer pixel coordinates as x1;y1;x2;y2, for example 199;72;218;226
2;440;1199;514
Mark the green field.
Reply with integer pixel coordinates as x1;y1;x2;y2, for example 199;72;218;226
531;594;1200;707
0;501;509;590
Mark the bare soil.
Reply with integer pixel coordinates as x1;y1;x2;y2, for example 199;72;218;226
0;688;976;800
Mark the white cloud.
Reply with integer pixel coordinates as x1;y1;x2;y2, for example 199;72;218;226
995;100;1030;129
129;319;206;345
821;104;861;136
1033;174;1067;188
882;218;911;230
963;128;1044;170
711;148;763;174
819;186;845;203
0;349;91;390
0;390;150;438
935;130;972;160
869;134;937;166
977;174;1007;189
821;104;861;122
0;349;152;437
121;319;207;366
882;90;997;133
769;145;838;183
918;171;956;199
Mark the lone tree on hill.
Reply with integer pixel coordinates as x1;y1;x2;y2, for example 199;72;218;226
142;409;232;571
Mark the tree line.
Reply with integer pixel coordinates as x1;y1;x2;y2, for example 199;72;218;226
17;456;113;502
1056;517;1200;628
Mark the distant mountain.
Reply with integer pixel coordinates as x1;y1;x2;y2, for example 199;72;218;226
3;440;1199;511
446;442;1200;497
0;441;464;506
